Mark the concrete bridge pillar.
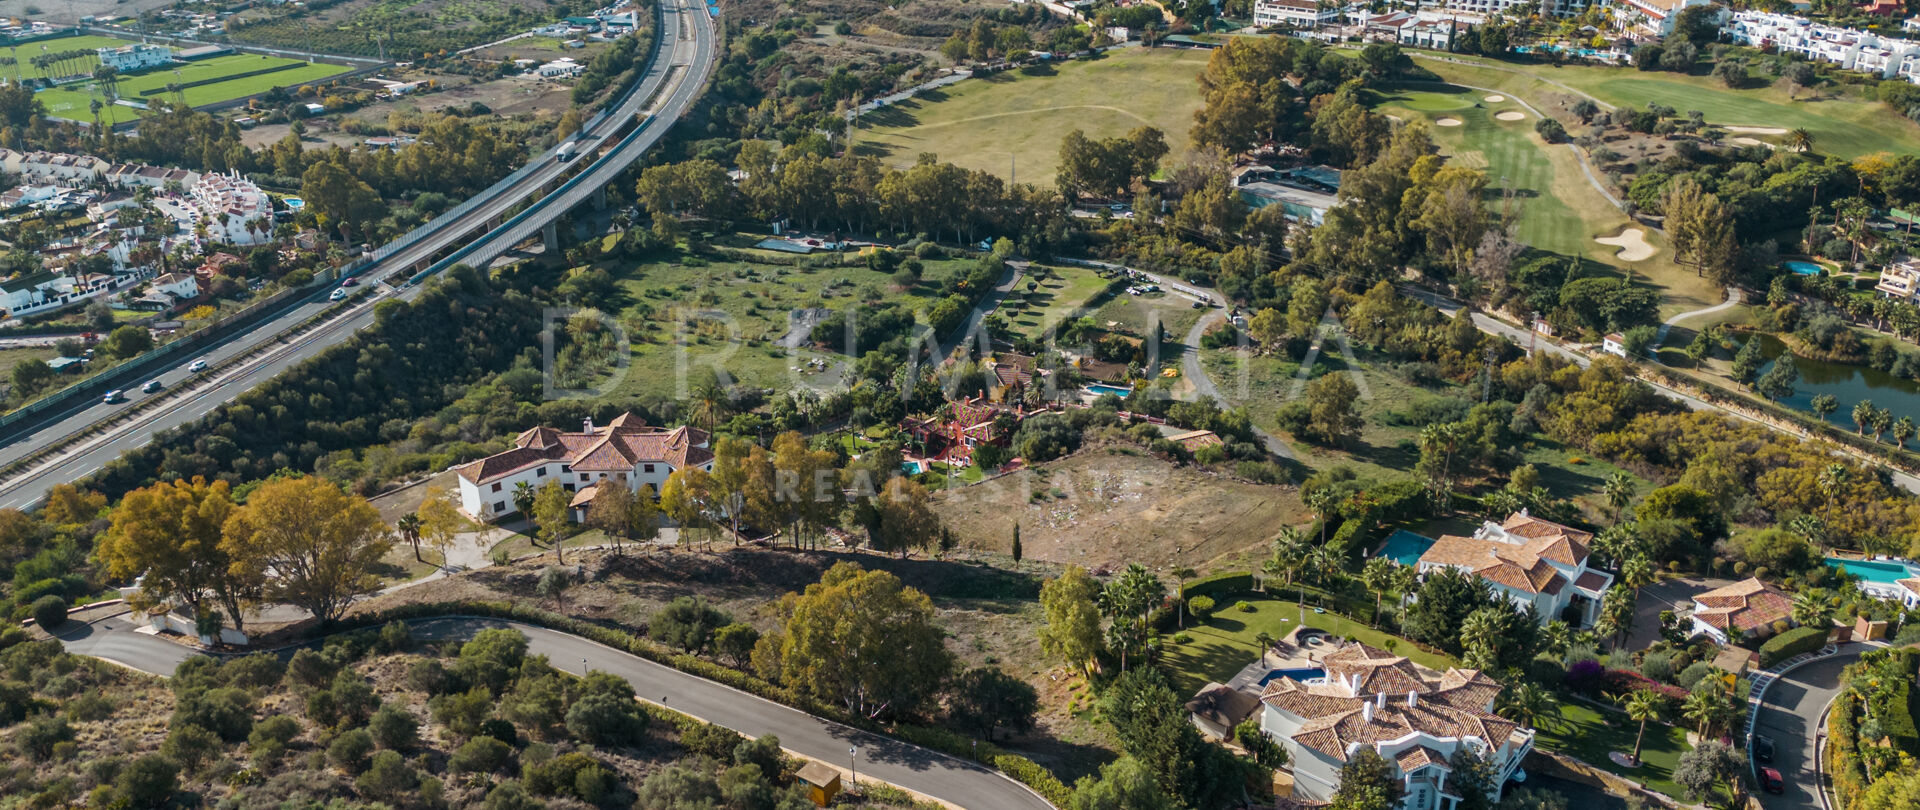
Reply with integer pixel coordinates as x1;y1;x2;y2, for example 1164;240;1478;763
543;221;560;251
593;186;608;212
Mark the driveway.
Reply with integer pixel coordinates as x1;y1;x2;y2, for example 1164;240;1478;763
49;610;197;677
1752;649;1866;810
1628;577;1733;650
1181;309;1296;460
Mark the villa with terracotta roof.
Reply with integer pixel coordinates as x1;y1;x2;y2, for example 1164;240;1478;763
454;413;713;521
1416;511;1612;628
1689;577;1795;644
1259;643;1534;806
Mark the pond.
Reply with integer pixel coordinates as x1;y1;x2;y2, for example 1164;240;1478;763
1754;334;1920;424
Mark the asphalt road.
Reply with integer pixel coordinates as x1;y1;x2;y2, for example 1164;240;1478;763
54;613;1052;810
0;3;717;511
1753;650;1861;810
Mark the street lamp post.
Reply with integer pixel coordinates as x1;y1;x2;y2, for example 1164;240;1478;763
849;747;858;786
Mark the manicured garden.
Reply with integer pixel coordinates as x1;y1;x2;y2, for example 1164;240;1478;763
1533;698;1693;800
1158;593;1455;695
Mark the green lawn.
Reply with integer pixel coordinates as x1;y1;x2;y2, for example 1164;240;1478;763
1535;699;1694;801
1413;54;1920;159
0;36;147;80
995;264;1114;340
38;53;351;124
1159;594;1455;696
0;346;56;380
853;47;1213;185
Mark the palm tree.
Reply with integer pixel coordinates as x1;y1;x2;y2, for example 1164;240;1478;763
688;380;730;432
1361;557;1399;628
1307;544;1342;607
1788;128;1813;152
1852;400;1876;435
1792;588;1835;629
1624;689;1666;765
1683;682;1736;738
1599;586;1635;647
1263;526;1308;598
1787;513;1826;545
1594;522;1643;569
1819;462;1850;526
1303;488;1334;547
513;481;538;519
1496;682;1558;731
1541;620;1572;659
1621;555;1656;597
1604;471;1635;522
397;512;423;561
1391;564;1418;608
1895;416;1917;449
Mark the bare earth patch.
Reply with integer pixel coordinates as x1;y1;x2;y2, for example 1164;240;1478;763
1597;227;1656;262
1436;117;1463;127
1495;110;1527;121
930;444;1303;572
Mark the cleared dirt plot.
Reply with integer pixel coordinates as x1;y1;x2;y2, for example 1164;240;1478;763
930;443;1305;572
854;48;1211;185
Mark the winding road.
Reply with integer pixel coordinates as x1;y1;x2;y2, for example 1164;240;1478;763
54;612;1054;810
1752;648;1865;810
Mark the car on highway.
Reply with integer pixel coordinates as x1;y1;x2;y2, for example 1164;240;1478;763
141;380;163;394
1759;766;1785;794
187;359;208;373
1753;734;1774;763
329;288;349;302
341;277;359;287
102;389;124;404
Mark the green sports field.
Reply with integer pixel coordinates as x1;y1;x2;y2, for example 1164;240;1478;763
36;52;352;124
852;48;1214;185
0;35;149;80
1412;54;1920;159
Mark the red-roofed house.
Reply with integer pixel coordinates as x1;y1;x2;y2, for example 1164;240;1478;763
454;412;713;520
900;397;1021;462
1416;510;1612;627
1689;577;1794;644
1259;642;1534;806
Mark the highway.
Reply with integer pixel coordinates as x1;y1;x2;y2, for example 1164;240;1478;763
0;1;717;511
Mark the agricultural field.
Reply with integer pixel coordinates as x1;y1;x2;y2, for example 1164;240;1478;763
226;0;604;60
37;51;352;124
853;47;1213;185
1412;53;1920;159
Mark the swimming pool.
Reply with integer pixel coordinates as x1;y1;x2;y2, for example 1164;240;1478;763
901;460;927;475
1784;260;1823;276
1258;667;1328;687
1825;557;1918;584
1379;529;1437;567
1085;384;1133;398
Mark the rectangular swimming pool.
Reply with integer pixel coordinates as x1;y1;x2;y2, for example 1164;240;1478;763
1379;529;1437;567
1825;558;1917;584
1085;383;1133;397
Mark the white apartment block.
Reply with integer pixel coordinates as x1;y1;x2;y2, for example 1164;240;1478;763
189;171;273;245
1725;11;1920;83
1444;0;1589;19
96;43;173;72
1254;0;1342;29
1607;0;1713;35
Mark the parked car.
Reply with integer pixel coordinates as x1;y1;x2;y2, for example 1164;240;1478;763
1754;735;1775;763
141;380;163;394
187;359;208;373
102;389;124;404
1760;767;1785;794
329;288;349;302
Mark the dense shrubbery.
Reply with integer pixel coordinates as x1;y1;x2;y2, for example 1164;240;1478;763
1758;626;1827;668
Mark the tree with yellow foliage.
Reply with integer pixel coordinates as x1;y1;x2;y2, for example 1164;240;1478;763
221;476;390;623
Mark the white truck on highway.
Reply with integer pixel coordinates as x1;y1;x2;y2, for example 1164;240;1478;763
557;141;578;161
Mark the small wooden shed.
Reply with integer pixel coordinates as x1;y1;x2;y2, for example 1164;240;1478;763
795;761;842;807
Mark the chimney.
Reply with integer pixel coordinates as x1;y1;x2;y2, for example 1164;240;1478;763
1375;692;1386;709
584;416;595;434
1407;691;1418;708
1362;700;1375;723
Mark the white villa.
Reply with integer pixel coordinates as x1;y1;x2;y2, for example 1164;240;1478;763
1260;643;1534;806
1417;511;1613;627
1253;0;1342;30
453;413;714;521
1877;259;1919;303
1689;577;1794;644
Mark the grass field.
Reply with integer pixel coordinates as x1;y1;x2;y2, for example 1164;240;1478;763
853;48;1213;185
1159;594;1455;695
0;35;145;81
995;263;1114;340
1535;699;1694;801
37;52;352;124
1412;54;1920;159
1365;84;1723;314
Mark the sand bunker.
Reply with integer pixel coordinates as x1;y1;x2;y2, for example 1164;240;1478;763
1436;117;1463;127
1723;125;1789;135
1495;110;1526;121
1597;228;1655;262
1484;94;1506;102
1728;137;1775;149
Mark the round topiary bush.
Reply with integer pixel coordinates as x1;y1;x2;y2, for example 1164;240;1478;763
1187;596;1216;622
1236;601;1255;613
31;596;67;631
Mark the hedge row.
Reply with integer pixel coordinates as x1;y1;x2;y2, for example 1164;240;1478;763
135;60;309;96
1828;697;1868;809
1757;626;1826;668
1181;571;1252;601
340;601;1072;805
